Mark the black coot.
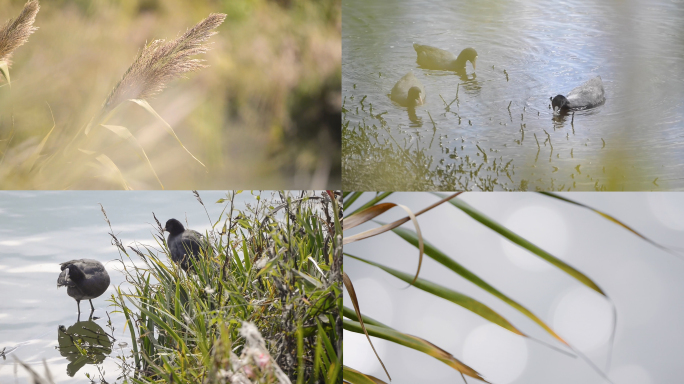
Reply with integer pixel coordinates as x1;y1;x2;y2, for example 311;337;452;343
57;259;110;316
551;76;605;113
390;72;425;108
164;218;204;271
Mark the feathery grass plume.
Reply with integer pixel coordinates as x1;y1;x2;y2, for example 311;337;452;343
0;0;39;66
102;12;226;113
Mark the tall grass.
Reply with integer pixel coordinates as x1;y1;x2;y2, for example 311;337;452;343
102;191;342;383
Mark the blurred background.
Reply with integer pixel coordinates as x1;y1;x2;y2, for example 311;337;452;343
0;0;340;189
344;192;684;383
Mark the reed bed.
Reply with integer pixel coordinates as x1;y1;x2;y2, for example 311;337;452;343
101;191;342;383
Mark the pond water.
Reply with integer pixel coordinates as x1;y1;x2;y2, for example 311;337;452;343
0;191;250;383
342;0;684;191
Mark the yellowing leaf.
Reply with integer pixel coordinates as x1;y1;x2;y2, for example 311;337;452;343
95;153;131;190
343;366;388;384
101;124;164;189
129;99;206;169
25;103;56;172
0;61;10;87
343;319;489;383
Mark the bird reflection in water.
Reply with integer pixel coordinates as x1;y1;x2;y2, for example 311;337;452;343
57;320;114;377
407;108;423;126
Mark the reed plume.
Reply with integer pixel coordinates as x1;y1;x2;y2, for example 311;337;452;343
102;12;226;112
0;0;39;65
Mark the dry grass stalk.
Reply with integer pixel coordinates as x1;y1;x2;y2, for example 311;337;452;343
102;12;226;112
0;0;39;65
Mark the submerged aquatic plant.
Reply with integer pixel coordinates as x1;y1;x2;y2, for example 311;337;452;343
0;0;39;84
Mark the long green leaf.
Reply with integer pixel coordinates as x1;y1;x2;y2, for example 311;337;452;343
343;192;363;209
435;193;605;295
539;192;680;258
343;366;388;384
343;319;489;383
125;297;192;352
346;254;524;337
116;287;140;370
342;306;390;328
389;225;569;346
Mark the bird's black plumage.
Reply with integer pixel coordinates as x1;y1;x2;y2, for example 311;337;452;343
57;259;110;317
551;76;605;114
164;218;204;271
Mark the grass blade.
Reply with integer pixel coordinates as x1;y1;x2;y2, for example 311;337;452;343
539;192;681;259
343;366;388;384
343;192;363;209
0;61;10;86
347;192;393;216
344;203;396;230
388;225;570;346
345;203;424;286
101;124;164;189
343;272;391;381
344;192;462;245
346;254;525;337
25;103;56;171
116;287;140;370
129;98;206;169
342;306;390;328
95;153;131;190
435;193;605;295
343;319;489;383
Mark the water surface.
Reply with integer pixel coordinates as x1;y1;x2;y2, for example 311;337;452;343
342;0;684;190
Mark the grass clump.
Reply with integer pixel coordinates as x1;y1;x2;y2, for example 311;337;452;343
104;191;342;383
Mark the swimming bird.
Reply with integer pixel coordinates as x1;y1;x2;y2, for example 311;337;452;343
414;44;478;72
57;259;110;317
551;76;605;113
390;72;425;108
164;218;204;271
